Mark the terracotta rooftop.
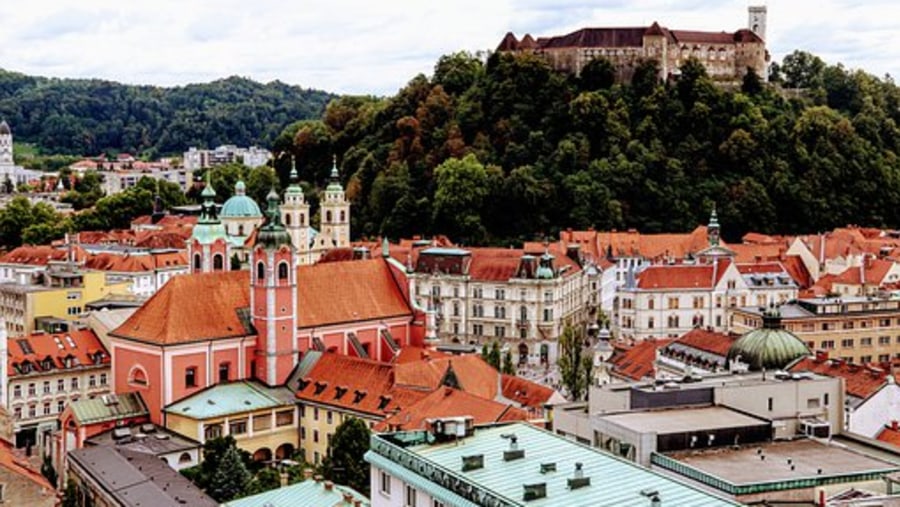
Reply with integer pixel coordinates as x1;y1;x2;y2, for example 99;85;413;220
392;346;451;364
112;258;413;345
670;328;736;357
876;423;900;448
608;338;674;380
8;329;109;377
373;387;530;432
393;355;501;400
0;245;81;265
636;259;731;290
83;251;187;273
789;355;896;400
0;438;53;491
501;373;560;409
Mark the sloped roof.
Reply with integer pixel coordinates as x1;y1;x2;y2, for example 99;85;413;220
8;329;109;377
0;245;79;265
671;328;736;357
789;356;893;400
782;255;814;289
538;27;648;49
69;392;148;425
876;425;900;448
393;355;500;399
374;387;530;432
608;338;673;380
222;479;370;507
111;271;252;345
83;251;187;273
0;438;53;491
165;381;294;419
296;258;411;328
500;373;560;408
636;260;731;290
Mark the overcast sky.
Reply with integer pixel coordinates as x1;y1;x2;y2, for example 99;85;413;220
0;0;896;95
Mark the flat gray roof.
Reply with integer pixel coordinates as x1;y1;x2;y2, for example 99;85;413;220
599;406;768;434
666;439;899;485
86;424;199;455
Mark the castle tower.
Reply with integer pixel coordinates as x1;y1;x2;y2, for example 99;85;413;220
187;173;231;273
281;157;311;263
748;5;767;41
251;188;297;386
318;156;350;250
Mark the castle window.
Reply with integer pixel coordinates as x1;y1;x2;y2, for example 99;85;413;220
278;262;289;281
193;253;201;270
256;262;265;283
213;254;224;271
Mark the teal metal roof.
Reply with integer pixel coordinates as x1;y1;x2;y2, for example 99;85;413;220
221;181;263;218
163;381;294;420
727;309;810;371
368;423;740;507
70;392;148;425
421;247;471;256
190;221;228;244
222;480;369;507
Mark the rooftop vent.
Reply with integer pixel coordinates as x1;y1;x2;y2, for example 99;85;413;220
112;427;132;440
567;462;590;490
540;463;556;474
461;454;484;472
502;433;525;461
523;483;546;501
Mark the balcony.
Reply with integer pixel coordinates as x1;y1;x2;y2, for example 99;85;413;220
516;318;529;328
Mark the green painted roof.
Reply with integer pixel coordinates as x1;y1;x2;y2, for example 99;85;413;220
190;222;228;244
164;381;294;420
70;392;148;425
368;423;740;507
222;480;369;507
221;181;263;218
727;309;810;371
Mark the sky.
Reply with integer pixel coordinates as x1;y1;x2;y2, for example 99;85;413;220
0;0;897;95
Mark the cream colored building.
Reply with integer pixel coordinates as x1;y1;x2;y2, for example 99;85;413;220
163;381;298;462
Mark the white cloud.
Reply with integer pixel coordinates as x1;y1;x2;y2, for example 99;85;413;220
0;0;897;94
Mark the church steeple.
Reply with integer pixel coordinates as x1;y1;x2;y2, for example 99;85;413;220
708;204;720;247
319;154;350;250
189;171;230;273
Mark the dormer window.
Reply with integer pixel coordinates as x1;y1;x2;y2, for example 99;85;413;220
297;378;311;391
42;358;54;371
93;352;104;365
353;390;367;404
377;395;392;410
334;386;348;400
19;361;32;374
314;381;328;395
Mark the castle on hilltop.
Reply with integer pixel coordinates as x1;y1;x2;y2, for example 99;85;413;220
498;6;768;83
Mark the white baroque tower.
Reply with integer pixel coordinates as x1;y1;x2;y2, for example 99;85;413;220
281;157;312;264
0;122;12;167
318;156;350;250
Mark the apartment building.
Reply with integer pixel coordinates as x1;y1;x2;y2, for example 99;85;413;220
731;295;900;364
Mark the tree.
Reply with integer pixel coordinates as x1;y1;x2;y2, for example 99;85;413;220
484;341;501;370
207;443;252;502
62;478;79;507
781;50;825;89
432;154;489;244
245;466;282;496
580;57;616;91
322;417;371;496
246;165;280;207
557;325;593;401
502;351;515;375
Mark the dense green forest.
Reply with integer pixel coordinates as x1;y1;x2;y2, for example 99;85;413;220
280;50;900;245
0;70;334;156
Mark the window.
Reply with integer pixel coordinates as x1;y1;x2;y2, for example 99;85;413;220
57;379;65;392
327;410;333;424
880;336;891;345
494;306;506;319
824;393;830;406
841;339;854;348
179;452;192;464
27;383;35;396
496;288;505;300
405;484;417;507
100;373;107;386
543;309;553;322
495;326;506;338
218;363;230;383
472;287;483;299
89;375;96;388
301;427;306;440
43;402;51;415
204;424;222;440
256;262;266;283
314;407;319;421
70;378;79;390
807;398;820;409
28;405;36;418
767;397;773;411
229;418;248;435
667;297;679;310
472;324;483;336
185;367;197;388
129;367;148;386
861;337;872;347
433;501;446;507
12;385;20;398
648;317;655;329
313;430;319;443
648;298;655;310
213;254;224;271
278;262;289;280
193;253;201;270
543;291;552;303
13;407;20;419
57;400;65;413
453;302;459;317
667;315;679;328
821;340;835;350
861;355;872;363
380;470;391;495
43;381;50;394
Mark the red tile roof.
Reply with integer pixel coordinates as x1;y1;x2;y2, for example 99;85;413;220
111;271;252;345
735;262;787;274
608;338;673;380
501;374;558;409
296;354;427;417
876;424;900;447
789;356;894;400
393;355;500;400
558;226;716;263
392;347;451;364
83;252;187;273
0;245;82;265
0;438;53;491
112;258;413;345
296;258;411;328
636;260;731;290
671;328;735;357
373;387;530;432
8;329;108;377
781;255;814;289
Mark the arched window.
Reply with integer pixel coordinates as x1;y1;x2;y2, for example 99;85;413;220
300;214;305;226
339;211;345;222
256;262;266;283
193;253;201;270
325;210;332;223
278;262;289;281
128;366;148;387
238;224;244;236
178;452;192;464
285;213;291;226
213;254;224;271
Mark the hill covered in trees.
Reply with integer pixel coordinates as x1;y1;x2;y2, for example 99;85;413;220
283;50;900;245
0;70;334;157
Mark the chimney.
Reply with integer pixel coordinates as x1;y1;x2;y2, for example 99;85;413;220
502;433;525;461
342;492;354;503
815;350;829;363
567;462;590;490
324;480;334;491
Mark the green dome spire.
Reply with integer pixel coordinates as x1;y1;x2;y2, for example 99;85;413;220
221;179;262;218
255;187;292;249
285;155;304;198
326;155;343;192
191;171;228;244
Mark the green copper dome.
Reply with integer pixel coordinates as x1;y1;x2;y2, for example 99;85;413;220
726;308;810;371
285;159;304;197
255;188;292;249
221;180;262;218
192;172;228;245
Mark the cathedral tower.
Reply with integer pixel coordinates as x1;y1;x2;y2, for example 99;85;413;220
318;156;350;250
251;189;297;386
188;173;231;273
281;157;311;263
